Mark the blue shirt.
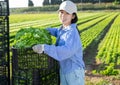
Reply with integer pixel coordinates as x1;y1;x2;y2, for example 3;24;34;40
44;23;85;74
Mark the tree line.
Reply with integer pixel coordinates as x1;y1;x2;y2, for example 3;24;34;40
28;0;120;7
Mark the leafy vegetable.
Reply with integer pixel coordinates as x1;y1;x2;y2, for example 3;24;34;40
13;27;52;48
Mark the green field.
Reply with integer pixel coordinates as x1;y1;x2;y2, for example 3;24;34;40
10;11;120;85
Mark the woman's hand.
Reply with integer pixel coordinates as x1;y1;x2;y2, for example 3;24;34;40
32;44;44;54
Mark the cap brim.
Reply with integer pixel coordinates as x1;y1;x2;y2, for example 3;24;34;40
57;9;72;14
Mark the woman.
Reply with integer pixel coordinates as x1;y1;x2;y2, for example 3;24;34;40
32;0;85;85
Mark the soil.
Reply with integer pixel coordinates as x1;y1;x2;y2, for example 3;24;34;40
85;64;120;85
83;46;120;85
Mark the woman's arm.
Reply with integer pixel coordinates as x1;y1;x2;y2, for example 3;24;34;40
46;28;58;37
44;29;82;61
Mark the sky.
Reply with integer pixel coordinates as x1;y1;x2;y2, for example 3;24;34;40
9;0;44;8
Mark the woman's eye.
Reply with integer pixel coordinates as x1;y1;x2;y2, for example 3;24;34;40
61;11;64;14
66;12;69;14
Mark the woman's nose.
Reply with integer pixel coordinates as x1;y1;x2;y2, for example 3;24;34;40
61;13;65;17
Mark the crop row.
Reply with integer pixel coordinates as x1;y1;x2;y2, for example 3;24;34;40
78;13;112;32
79;13;118;50
96;14;120;65
92;14;120;76
9;13;58;24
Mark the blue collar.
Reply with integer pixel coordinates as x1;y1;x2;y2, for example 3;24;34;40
60;23;77;31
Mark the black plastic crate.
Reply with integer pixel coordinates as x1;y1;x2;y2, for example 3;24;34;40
0;0;9;16
12;48;59;85
0;0;9;84
0;15;9;85
0;16;9;57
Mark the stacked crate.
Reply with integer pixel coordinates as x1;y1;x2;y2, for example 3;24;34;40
12;48;59;85
0;0;10;85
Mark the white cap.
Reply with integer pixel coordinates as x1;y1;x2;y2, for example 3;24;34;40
59;0;77;14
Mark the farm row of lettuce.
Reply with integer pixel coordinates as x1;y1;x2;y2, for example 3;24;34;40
10;12;120;76
94;14;120;76
79;13;117;49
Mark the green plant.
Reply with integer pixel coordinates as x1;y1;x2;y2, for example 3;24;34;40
100;63;119;76
113;0;120;5
13;27;52;48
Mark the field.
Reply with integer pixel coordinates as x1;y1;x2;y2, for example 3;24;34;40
10;11;120;85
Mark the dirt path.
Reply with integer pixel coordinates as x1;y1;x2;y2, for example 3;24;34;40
85;70;120;85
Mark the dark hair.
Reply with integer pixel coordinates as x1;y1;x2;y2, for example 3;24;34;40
71;13;80;35
71;13;78;23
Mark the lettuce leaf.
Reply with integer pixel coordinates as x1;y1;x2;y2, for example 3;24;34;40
13;27;52;48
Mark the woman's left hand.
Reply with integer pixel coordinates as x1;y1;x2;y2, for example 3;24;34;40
32;44;44;54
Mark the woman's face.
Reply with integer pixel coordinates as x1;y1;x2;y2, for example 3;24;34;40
59;10;74;27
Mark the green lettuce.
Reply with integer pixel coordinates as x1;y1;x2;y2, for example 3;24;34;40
13;27;52;48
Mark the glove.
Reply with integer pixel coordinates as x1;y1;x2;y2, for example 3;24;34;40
32;44;44;54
